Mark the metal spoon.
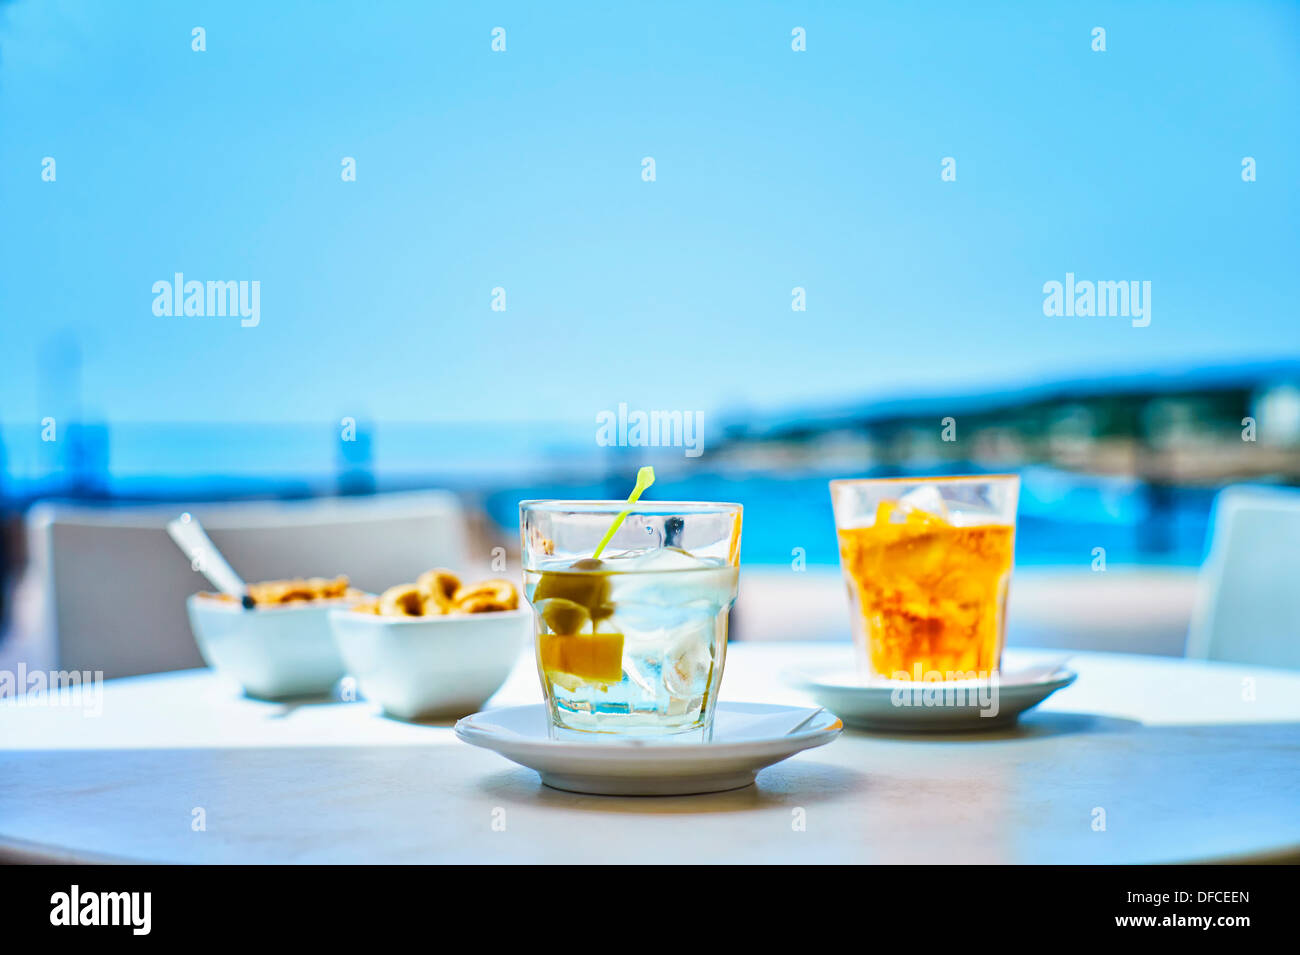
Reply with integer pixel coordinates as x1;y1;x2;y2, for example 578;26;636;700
166;512;255;609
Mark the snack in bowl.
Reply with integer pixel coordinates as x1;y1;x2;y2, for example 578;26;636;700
418;568;461;612
330;568;528;720
450;578;519;614
187;575;361;699
354;569;519;617
374;584;426;617
203;575;362;607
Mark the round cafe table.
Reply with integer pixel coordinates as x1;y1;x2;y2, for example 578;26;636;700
2;643;1298;864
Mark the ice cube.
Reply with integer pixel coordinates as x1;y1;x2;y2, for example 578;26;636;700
622;650;658;696
663;621;712;698
605;546;724;610
610;545;709;572
894;485;950;522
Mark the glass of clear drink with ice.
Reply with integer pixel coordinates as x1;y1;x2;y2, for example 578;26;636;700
520;500;742;739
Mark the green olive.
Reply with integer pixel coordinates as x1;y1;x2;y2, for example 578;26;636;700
533;560;610;615
540;597;590;635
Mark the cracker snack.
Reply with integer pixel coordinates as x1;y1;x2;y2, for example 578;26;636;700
203;576;361;607
354;568;519;618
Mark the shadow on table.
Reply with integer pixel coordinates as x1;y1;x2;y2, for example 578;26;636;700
254;696;465;728
474;759;867;814
839;710;1143;742
258;693;338;719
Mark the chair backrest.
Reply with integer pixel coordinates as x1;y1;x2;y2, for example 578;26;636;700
32;491;468;679
1186;485;1300;669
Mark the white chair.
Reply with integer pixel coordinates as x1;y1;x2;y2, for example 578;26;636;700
1186;485;1300;670
23;491;468;679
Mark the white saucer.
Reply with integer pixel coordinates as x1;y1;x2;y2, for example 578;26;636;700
454;702;842;795
791;661;1077;732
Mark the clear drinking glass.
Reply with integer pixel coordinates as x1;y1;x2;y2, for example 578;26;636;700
519;500;742;739
829;475;1019;681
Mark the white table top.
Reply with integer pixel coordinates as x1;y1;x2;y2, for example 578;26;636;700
3;643;1298;863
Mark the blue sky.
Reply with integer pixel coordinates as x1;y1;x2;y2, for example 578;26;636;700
2;0;1297;431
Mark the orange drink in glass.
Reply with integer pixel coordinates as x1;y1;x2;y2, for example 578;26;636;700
830;476;1018;680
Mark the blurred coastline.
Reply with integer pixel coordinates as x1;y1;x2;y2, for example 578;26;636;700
4;357;1298;575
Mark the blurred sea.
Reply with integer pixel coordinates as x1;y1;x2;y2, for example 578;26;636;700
484;469;1213;569
0;423;1214;569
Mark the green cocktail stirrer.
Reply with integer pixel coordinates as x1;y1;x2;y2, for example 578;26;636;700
592;466;655;559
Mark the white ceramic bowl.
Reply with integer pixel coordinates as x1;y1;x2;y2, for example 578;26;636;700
328;607;529;720
186;594;351;699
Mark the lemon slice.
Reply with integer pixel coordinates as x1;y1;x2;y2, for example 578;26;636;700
539;631;625;683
